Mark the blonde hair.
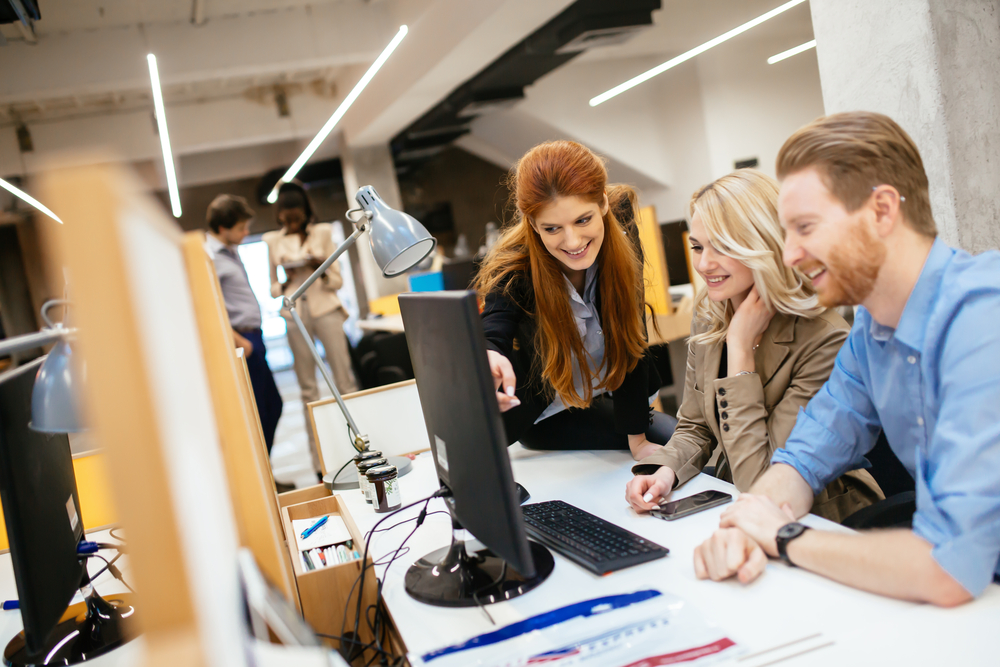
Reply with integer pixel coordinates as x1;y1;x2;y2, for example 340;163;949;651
688;169;822;346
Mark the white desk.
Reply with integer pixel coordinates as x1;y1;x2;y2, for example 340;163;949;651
0;529;145;666
357;314;405;334
340;447;1000;666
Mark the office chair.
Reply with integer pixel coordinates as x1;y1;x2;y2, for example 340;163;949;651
842;431;916;530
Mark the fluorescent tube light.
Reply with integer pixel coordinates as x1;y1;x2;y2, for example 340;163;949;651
147;54;182;218
589;0;808;107
767;39;816;64
267;25;409;204
0;177;63;224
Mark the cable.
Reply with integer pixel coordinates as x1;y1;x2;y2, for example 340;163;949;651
339;489;449;665
88;554;135;593
332;452;356;486
471;561;506;626
108;527;126;543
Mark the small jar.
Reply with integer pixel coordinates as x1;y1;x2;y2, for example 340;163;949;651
356;457;387;503
366;465;400;514
353;451;383;497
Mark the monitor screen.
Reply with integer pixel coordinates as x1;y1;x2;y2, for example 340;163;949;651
398;291;535;577
0;358;85;655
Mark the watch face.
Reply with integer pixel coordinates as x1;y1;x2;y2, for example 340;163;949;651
777;523;806;540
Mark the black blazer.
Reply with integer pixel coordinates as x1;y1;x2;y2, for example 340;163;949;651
481;212;660;441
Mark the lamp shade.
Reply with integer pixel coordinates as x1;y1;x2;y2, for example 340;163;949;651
355;185;437;276
30;338;84;433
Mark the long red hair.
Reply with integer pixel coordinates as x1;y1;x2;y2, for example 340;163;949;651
475;141;646;409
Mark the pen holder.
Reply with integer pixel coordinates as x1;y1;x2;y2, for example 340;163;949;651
281;494;390;656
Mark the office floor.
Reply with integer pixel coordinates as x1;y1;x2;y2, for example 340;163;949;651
269;367;331;490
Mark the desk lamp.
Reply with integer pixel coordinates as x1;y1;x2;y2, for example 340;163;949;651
283;186;436;478
0;299;83;433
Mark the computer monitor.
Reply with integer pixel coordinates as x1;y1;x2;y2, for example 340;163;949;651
0;357;134;665
398;291;553;607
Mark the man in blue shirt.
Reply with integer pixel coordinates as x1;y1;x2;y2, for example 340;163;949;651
693;111;1000;606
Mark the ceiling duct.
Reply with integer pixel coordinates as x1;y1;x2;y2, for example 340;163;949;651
391;0;660;174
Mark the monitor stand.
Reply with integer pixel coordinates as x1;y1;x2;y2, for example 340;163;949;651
404;518;554;608
4;574;137;666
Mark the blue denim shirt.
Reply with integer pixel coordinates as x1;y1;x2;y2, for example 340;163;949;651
773;238;1000;596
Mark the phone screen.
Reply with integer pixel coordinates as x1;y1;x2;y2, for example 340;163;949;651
651;490;733;521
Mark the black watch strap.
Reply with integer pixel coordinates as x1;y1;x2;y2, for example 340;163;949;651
776;522;810;566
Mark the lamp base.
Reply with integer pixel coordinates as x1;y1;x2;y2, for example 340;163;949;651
324;455;413;491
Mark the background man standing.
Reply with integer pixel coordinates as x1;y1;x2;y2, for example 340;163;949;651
205;194;284;454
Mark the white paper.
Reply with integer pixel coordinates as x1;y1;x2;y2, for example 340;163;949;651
292;515;352;552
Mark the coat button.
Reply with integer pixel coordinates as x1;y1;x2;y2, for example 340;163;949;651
718;388;727;396
722;423;730;432
720;399;728;408
721;412;729;420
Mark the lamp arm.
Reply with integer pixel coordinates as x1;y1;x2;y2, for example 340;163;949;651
282;220;370;452
288;223;366;304
0;327;72;358
285;304;368;452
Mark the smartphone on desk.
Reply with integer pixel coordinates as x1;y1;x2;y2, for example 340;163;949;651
650;490;732;521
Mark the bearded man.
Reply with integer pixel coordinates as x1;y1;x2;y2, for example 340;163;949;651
692;111;1000;607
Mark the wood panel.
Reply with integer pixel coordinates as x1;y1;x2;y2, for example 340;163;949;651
181;231;298;610
637;205;672;315
40;162;246;667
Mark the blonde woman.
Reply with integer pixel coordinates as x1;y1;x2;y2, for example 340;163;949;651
625;170;882;522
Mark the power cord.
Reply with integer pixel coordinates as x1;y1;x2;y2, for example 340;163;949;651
338;489;449;665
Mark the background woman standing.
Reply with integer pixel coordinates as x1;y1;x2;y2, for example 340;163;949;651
263;181;358;475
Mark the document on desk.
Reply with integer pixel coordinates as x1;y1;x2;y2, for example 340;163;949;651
410;589;742;667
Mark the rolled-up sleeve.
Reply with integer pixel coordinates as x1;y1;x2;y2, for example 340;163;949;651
913;294;1000;596
772;323;880;495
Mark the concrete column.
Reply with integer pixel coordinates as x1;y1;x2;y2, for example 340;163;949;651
340;141;410;301
810;0;1000;254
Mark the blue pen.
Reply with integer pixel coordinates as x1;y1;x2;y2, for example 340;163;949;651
3;600;18;611
300;515;328;539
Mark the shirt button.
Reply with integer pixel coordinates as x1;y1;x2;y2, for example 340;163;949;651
907;355;917;364
718;388;727;397
597;330;603;335
917;416;924;426
721;412;729;420
722;423;730;432
720;400;728;408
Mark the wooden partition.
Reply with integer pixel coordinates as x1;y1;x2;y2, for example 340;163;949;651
638;205;673;315
307;380;430;475
180;231;298;609
40;163;248;667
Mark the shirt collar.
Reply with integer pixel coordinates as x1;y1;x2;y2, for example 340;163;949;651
205;233;227;257
870;237;952;350
564;264;599;314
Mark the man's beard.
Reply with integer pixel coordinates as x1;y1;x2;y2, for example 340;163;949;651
809;222;887;308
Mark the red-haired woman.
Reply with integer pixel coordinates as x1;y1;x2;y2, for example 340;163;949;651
475;141;676;457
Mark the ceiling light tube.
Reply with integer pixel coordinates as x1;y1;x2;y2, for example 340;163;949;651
267;25;409;204
0;177;63;223
147;54;182;218
767;39;816;64
589;0;808;106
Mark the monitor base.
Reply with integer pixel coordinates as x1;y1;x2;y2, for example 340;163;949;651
3;592;136;666
404;540;554;607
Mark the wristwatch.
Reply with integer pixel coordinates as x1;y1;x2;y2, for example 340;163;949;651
775;522;810;566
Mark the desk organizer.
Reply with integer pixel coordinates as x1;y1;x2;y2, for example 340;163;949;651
281;494;383;654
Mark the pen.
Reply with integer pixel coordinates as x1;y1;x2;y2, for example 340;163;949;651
2;600;18;611
300;515;328;539
317;549;327;567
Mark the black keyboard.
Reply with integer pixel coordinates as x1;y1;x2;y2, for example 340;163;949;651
521;500;668;575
